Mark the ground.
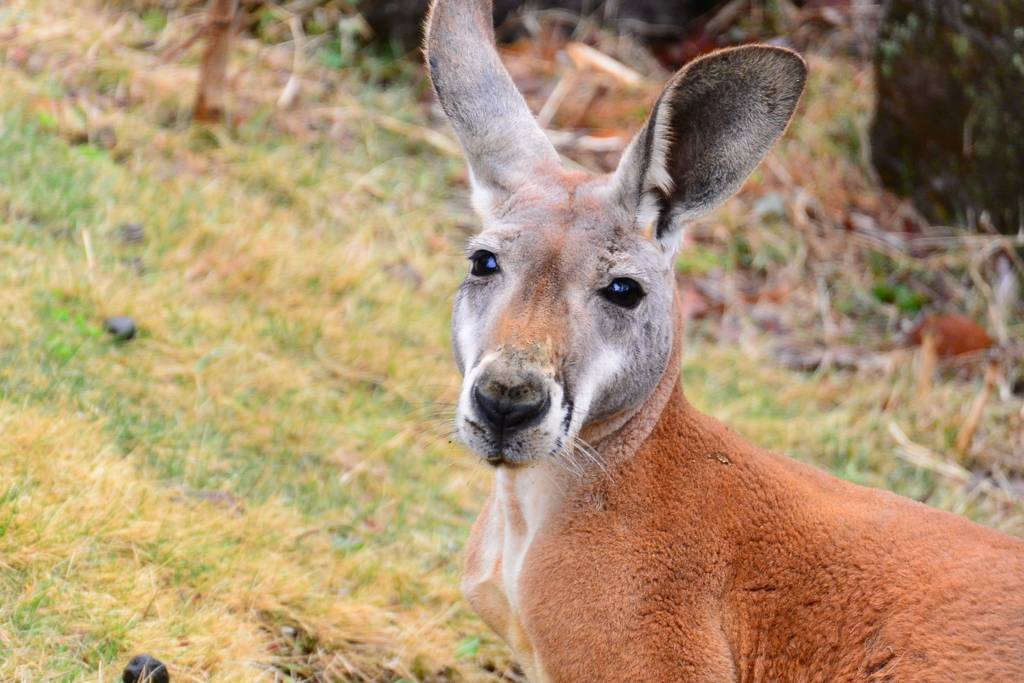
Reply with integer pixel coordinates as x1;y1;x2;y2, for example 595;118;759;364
0;1;1021;681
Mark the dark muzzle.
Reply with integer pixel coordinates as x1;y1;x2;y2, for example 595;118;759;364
473;364;550;434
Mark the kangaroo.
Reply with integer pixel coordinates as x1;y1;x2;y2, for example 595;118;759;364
424;1;1024;680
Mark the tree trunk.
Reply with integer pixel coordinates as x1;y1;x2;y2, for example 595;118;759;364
871;0;1024;234
194;0;239;123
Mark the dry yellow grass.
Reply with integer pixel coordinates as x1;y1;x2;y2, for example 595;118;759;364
0;1;1021;681
0;2;492;679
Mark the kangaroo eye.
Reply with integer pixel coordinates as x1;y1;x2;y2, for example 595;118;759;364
470;250;500;277
601;278;644;308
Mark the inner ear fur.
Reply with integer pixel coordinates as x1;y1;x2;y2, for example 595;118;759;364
425;0;561;213
617;45;807;242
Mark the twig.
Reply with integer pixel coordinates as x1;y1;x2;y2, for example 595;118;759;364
850;227;909;261
954;361;1000;460
82;227;95;271
563;42;642;85
82;226;97;292
544;129;625;153
789;187;829;260
343;11;375;40
907;234;1024;249
159;24;207;64
84;14;126;62
705;0;749;35
817;277;836;343
277;15;305;110
989;255;1018;346
283;0;331;14
914;333;937;399
310;103;463;157
537;70;578;129
889;422;971;483
371;113;462;156
536;42;643;130
888;422;1016;502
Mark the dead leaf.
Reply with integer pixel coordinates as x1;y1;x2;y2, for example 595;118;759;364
954;362;1001;461
915;332;938;398
907;314;993;357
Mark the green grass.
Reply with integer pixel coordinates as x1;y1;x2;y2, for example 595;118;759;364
0;2;1020;681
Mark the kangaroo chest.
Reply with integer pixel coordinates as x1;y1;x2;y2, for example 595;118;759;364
461;465;569;682
461;463;714;682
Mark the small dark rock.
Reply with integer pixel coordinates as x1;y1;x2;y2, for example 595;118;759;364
103;316;136;341
92;125;118;150
122;654;169;683
117;222;145;245
125;256;146;275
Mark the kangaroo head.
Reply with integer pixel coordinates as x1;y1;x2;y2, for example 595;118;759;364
427;0;806;468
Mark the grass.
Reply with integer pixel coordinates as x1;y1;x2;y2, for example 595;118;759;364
0;1;1021;681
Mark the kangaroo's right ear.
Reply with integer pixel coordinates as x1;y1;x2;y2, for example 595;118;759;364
615;46;807;255
425;0;560;215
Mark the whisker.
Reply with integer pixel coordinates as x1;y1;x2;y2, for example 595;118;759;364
443;453;479;470
421;413;459;426
421;411;459;425
553;443;584;480
466;457;485;486
537;460;569;498
574;435;614;485
422;433;459;451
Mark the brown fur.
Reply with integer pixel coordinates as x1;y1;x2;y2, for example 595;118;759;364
465;301;1024;682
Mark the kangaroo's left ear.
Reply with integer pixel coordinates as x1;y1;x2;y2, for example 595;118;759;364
615;46;807;254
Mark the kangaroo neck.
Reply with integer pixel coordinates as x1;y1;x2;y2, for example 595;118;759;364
578;295;687;469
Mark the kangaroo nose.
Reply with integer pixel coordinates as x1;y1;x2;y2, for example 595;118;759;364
473;373;549;433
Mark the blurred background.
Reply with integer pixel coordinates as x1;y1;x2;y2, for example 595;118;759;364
0;0;1021;681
